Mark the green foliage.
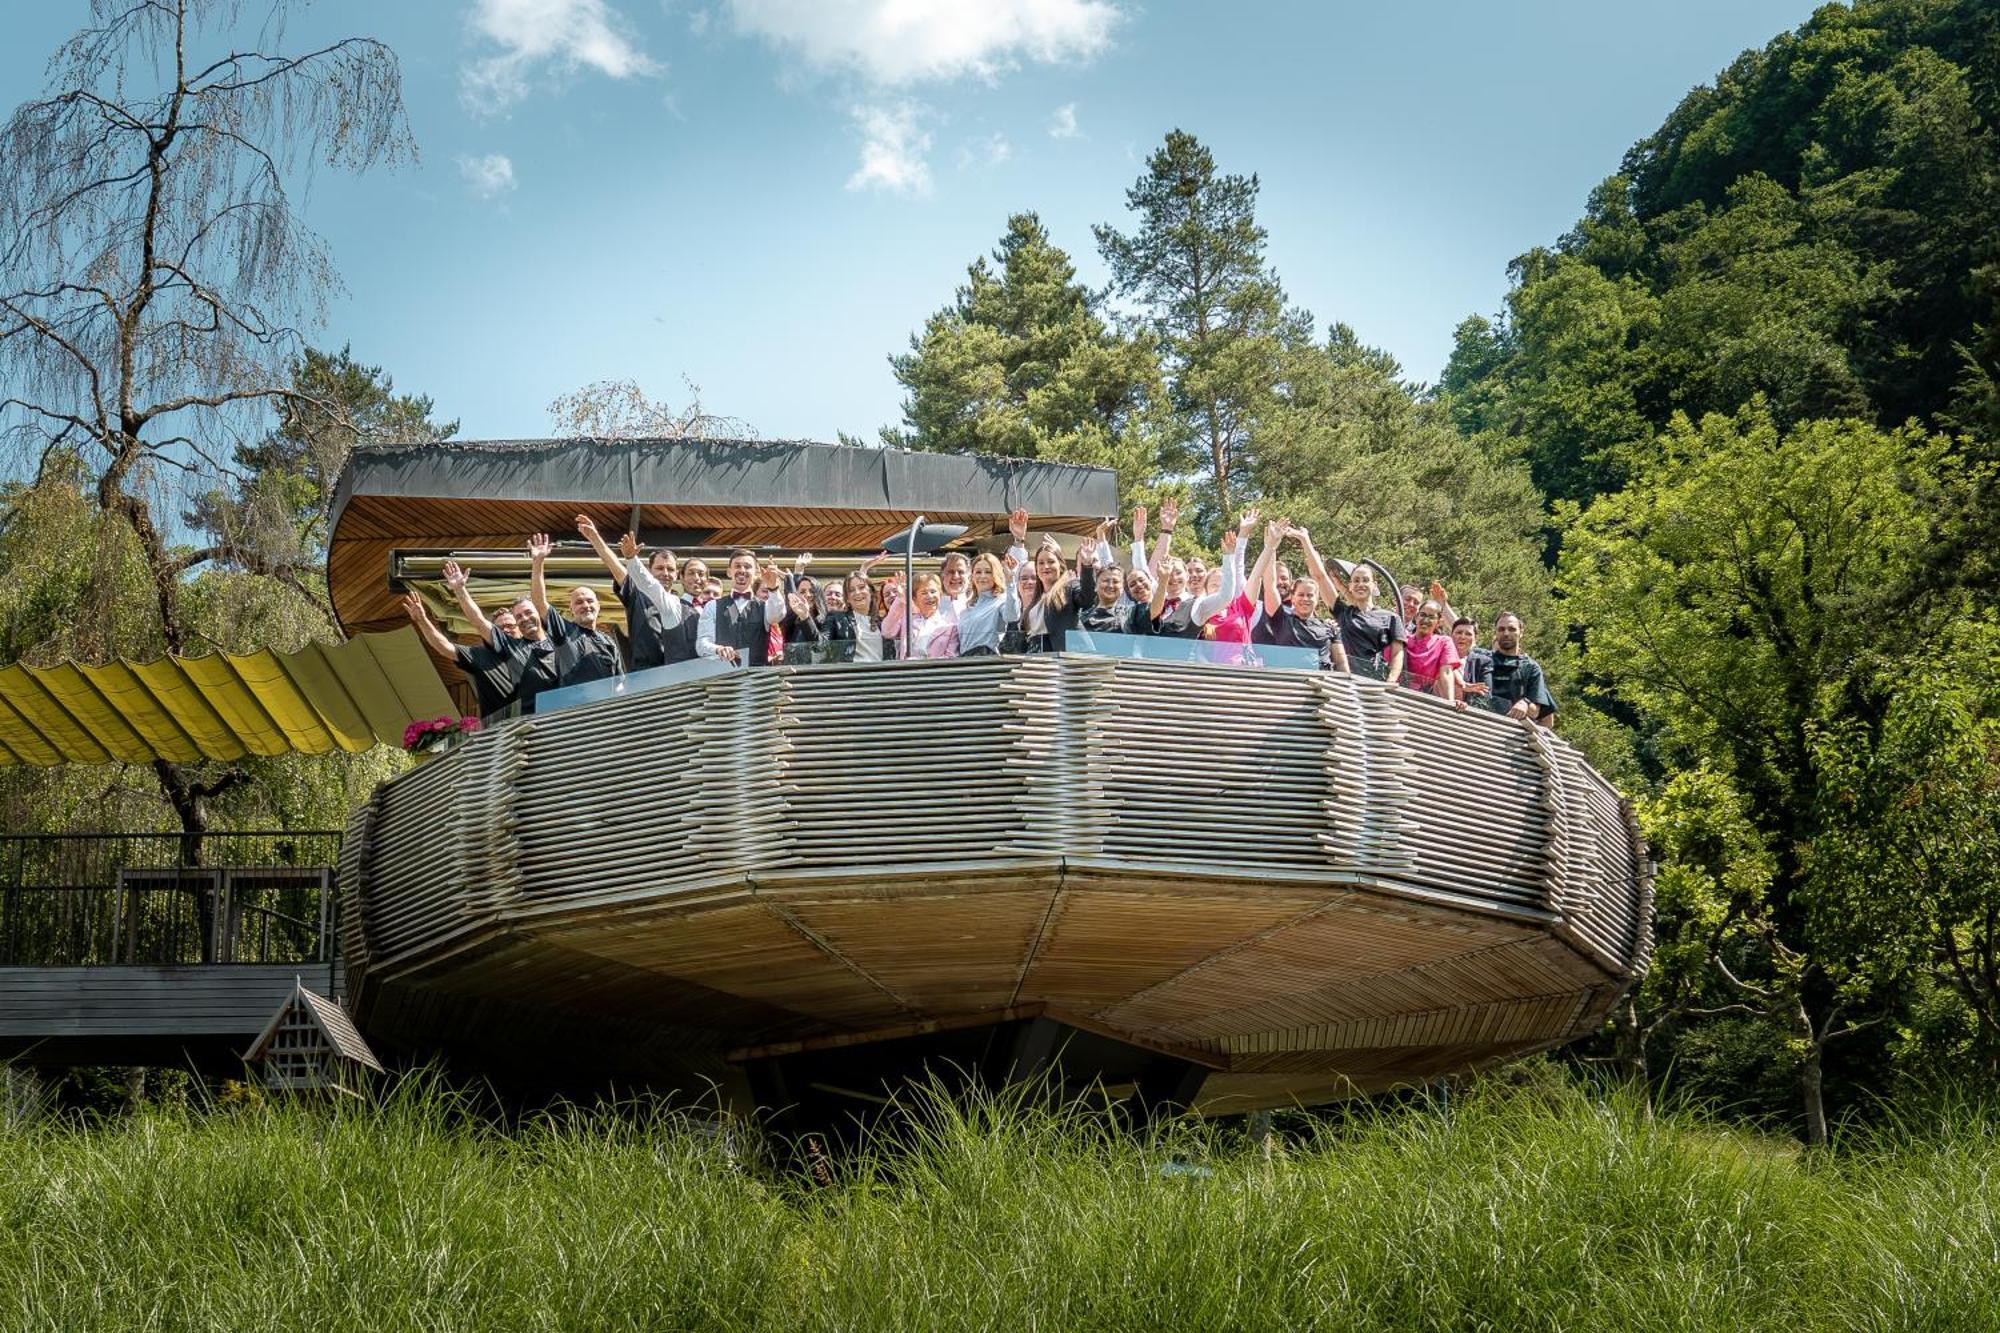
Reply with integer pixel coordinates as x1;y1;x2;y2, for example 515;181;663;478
1444;0;2000;515
885;213;1165;500
1254;325;1556;647
1559;405;1947;831
6;1078;2000;1329
202;346;456;571
1561;406;1970;1134
1811;620;2000;1060
1637;767;1776;1021
1096;130;1292;527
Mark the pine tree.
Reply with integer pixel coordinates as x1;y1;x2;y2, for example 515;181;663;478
1095;130;1288;526
885;213;1164;498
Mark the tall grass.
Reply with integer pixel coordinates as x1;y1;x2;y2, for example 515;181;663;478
2;1075;1996;1331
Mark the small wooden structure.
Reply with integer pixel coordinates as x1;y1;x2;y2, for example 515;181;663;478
243;981;383;1096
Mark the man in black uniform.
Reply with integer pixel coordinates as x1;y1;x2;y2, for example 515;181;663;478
432;559;560;714
529;532;625;686
1477;612;1556;723
403;590;522;718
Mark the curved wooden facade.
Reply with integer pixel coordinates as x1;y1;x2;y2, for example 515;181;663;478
339;654;1652;1114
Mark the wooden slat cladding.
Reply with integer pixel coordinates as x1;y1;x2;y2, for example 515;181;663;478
339;654;1652;1112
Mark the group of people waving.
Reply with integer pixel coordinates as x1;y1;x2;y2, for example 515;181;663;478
402;501;1556;726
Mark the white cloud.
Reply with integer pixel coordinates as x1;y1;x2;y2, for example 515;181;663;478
462;0;662;114
726;0;1120;87
847;102;932;195
958;132;1012;169
457;152;519;197
1048;102;1078;139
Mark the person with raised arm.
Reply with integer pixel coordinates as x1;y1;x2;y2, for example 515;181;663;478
825;554;889;661
1023;517;1112;651
770;552;827;660
1252;525;1350;672
403;588;524;719
696;547;780;666
1077;561;1149;635
1188;510;1266;647
576;514;688;672
1292;528;1407;682
528;533;625;687
1141;498;1199;637
439;557;559;714
882;570;957;657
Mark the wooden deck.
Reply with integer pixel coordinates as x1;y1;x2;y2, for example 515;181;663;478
339;654;1652;1113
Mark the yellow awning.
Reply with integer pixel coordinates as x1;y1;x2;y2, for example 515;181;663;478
0;628;456;767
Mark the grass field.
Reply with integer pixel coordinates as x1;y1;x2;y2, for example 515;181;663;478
2;1074;1996;1331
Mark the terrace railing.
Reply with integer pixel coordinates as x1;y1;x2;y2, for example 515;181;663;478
0;832;343;967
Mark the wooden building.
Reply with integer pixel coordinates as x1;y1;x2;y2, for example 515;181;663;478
330;437;1654;1119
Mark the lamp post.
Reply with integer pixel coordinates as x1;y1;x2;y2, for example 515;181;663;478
881;516;969;660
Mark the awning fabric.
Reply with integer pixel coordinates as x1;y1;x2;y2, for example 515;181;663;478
0;627;455;767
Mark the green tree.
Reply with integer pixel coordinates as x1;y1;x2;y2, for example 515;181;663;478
193;346;457;625
1096;130;1290;525
1559;403;1958;1138
885;212;1164;497
1442;1;2000;520
0;1;412;849
1812;621;2000;1070
1255;325;1555;637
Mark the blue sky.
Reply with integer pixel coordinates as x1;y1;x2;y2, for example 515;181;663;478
1;0;1827;444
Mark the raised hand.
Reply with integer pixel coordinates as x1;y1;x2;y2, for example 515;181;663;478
576;514;600;543
760;561;784;592
442;559;468;591
1008;506;1029;544
1264;517;1285;546
1282;522;1309;543
1429;579;1450;606
1159;496;1180;530
1220;528;1240;555
618;531;639;560
788;591;813;619
1132;505;1147;543
793;551;814;574
1238;506;1261;534
527;533;553;562
860;551;889;573
401;590;428;624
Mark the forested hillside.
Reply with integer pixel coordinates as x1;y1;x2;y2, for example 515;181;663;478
1440;0;1999;512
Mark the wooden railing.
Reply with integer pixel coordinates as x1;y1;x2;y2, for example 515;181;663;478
0;832;343;967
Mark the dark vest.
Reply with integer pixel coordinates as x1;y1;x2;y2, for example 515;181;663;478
660;597;699;665
713;593;769;666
